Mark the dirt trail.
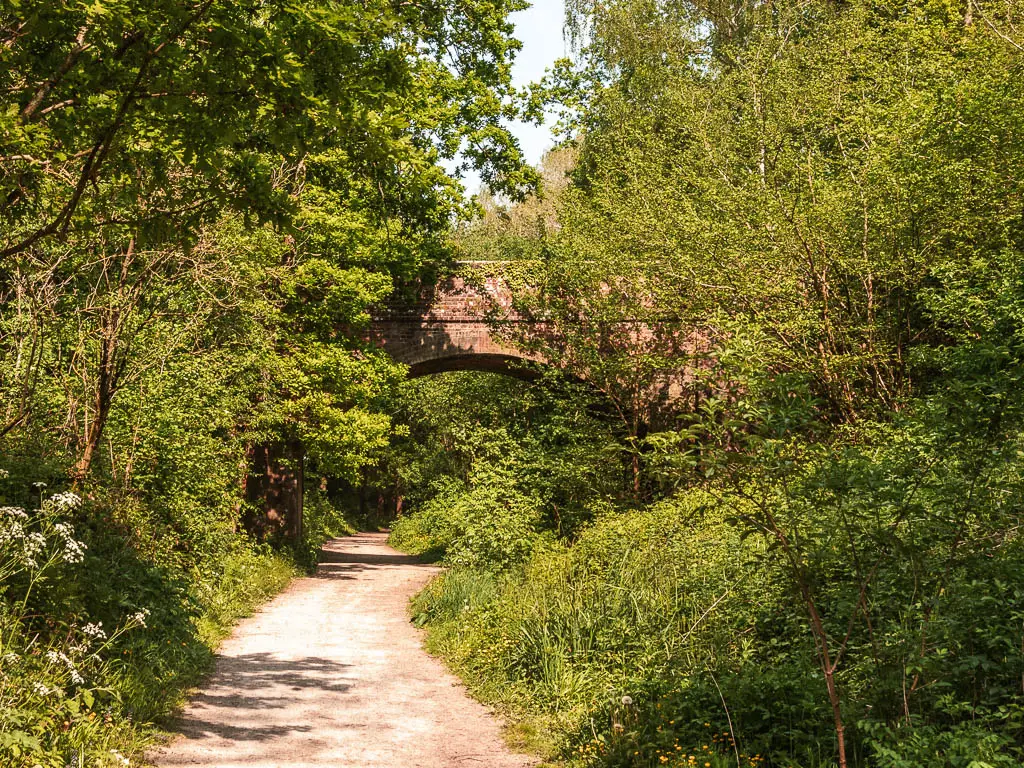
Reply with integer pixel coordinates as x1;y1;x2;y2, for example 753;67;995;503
152;532;535;768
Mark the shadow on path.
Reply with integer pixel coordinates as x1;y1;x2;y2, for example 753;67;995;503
318;549;423;567
171;653;352;743
316;533;437;579
154;532;534;768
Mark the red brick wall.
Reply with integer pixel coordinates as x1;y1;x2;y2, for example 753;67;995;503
367;273;543;375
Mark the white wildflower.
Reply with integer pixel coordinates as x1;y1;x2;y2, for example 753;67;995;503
109;750;130;766
0;505;25;520
46;650;73;667
0;507;28;550
0;468;8;479
45;649;84;684
31;682;52;696
1;652;17;666
130;609;150;628
23;531;45;565
48;492;81;512
0;503;87;567
82;622;106;640
621;695;633;706
53;519;87;564
60;536;86;564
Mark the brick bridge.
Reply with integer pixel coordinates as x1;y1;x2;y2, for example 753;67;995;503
246;263;544;545
248;263;697;544
367;263;543;379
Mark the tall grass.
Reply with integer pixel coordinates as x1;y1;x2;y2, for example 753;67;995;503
405;466;1024;768
406;492;789;767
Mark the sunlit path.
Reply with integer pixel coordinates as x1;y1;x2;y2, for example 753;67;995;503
152;533;534;768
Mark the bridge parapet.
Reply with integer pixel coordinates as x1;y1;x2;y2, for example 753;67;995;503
371;273;521;322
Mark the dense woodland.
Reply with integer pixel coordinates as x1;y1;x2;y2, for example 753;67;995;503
2;0;1024;766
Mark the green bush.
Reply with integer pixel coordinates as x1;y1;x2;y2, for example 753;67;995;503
297;487;359;568
410;474;1024;767
0;494;139;766
410;493;799;762
445;472;544;571
389;477;467;559
391;469;545;571
0;492;299;767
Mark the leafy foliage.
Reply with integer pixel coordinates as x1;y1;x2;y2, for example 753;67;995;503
0;0;535;763
390;1;1024;767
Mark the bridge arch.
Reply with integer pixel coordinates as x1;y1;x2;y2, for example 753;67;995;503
407;353;542;380
367;266;546;380
251;263;693;545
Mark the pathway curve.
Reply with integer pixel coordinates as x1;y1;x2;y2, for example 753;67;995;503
152;532;535;768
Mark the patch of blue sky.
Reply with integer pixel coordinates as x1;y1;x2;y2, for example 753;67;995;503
445;0;567;196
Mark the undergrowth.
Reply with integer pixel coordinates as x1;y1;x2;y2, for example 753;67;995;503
0;492;300;767
397;480;1024;768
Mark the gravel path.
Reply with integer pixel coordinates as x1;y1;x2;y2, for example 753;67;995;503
152;532;535;768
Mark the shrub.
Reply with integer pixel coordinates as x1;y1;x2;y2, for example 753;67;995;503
409;492;807;763
298;487;358;568
391;469;544;572
0;490;299;766
0;493;146;766
389;477;467;560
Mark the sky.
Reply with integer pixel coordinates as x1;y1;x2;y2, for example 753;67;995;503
454;0;568;195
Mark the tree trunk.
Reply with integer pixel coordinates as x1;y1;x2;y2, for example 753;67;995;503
244;440;304;543
72;309;118;485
